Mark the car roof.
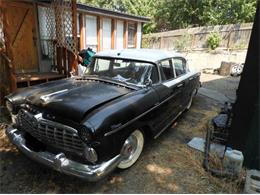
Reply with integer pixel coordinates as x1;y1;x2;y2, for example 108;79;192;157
94;49;184;63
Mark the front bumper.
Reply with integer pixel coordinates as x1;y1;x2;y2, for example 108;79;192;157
5;126;123;181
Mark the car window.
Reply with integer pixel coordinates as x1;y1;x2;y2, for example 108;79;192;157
89;58;158;86
150;66;159;84
173;58;186;77
159;59;175;81
94;59;110;71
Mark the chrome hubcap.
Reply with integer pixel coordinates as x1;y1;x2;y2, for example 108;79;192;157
118;130;144;169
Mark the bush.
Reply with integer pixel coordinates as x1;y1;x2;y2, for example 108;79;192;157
207;32;221;50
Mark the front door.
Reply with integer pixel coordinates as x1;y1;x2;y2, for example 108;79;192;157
5;1;38;73
151;59;183;136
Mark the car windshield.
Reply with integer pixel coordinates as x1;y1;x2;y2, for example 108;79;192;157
85;58;158;86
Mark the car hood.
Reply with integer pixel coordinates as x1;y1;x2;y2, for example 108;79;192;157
24;78;133;122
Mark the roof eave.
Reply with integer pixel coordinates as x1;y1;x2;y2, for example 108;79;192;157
29;0;150;22
77;3;150;23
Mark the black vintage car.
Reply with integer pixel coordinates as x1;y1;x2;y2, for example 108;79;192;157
5;49;201;181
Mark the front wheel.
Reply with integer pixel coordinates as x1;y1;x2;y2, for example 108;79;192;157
118;129;144;169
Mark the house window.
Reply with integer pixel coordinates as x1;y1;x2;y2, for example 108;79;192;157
102;18;112;51
116;20;124;49
128;23;136;48
85;15;98;52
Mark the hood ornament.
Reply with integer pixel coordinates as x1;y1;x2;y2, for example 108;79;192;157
40;89;68;104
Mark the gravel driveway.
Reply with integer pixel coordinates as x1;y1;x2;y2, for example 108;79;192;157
0;74;243;193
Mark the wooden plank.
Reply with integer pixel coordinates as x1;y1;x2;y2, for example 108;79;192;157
5;2;38;73
56;47;62;74
111;19;116;49
2;1;16;91
72;0;77;51
63;47;67;76
123;21;128;48
68;50;73;74
16;72;65;82
3;1;33;9
33;2;41;72
72;0;78;74
71;52;78;76
134;22;137;48
2;1;15;73
79;13;85;50
12;8;29;46
97;16;101;51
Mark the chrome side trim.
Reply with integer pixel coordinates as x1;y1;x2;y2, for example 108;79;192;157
163;71;200;88
5;127;123;181
104;90;181;137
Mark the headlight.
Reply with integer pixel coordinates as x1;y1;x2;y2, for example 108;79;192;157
6;100;13;112
78;125;93;143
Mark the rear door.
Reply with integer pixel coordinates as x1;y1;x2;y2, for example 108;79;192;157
173;57;197;109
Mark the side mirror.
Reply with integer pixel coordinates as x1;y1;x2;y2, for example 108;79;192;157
144;78;153;88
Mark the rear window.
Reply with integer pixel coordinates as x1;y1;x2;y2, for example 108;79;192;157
173;58;186;77
159;59;175;81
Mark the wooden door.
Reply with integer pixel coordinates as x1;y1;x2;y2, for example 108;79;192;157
5;2;38;73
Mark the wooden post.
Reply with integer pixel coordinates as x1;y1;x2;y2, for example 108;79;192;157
63;47;67;76
134;22;137;48
111;19;116;49
79;13;85;50
71;0;78;74
2;1;16;91
123;21;128;48
227;29;233;50
72;0;77;52
56;47;62;74
97;16;101;51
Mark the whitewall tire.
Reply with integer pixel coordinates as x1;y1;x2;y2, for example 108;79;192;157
118;129;144;169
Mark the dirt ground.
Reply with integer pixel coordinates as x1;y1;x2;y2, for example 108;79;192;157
0;74;243;193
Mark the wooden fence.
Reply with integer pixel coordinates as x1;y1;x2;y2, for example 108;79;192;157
142;23;252;51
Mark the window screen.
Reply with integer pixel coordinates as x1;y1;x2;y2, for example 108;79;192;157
173;58;186;77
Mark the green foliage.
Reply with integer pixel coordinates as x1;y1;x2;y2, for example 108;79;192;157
78;0;257;34
207;32;221;50
154;0;257;32
175;33;192;51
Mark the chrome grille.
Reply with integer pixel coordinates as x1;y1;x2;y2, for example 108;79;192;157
17;109;84;154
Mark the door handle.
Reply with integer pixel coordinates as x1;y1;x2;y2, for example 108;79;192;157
189;77;194;81
177;83;184;88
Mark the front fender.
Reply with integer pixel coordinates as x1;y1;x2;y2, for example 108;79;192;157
81;88;159;161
